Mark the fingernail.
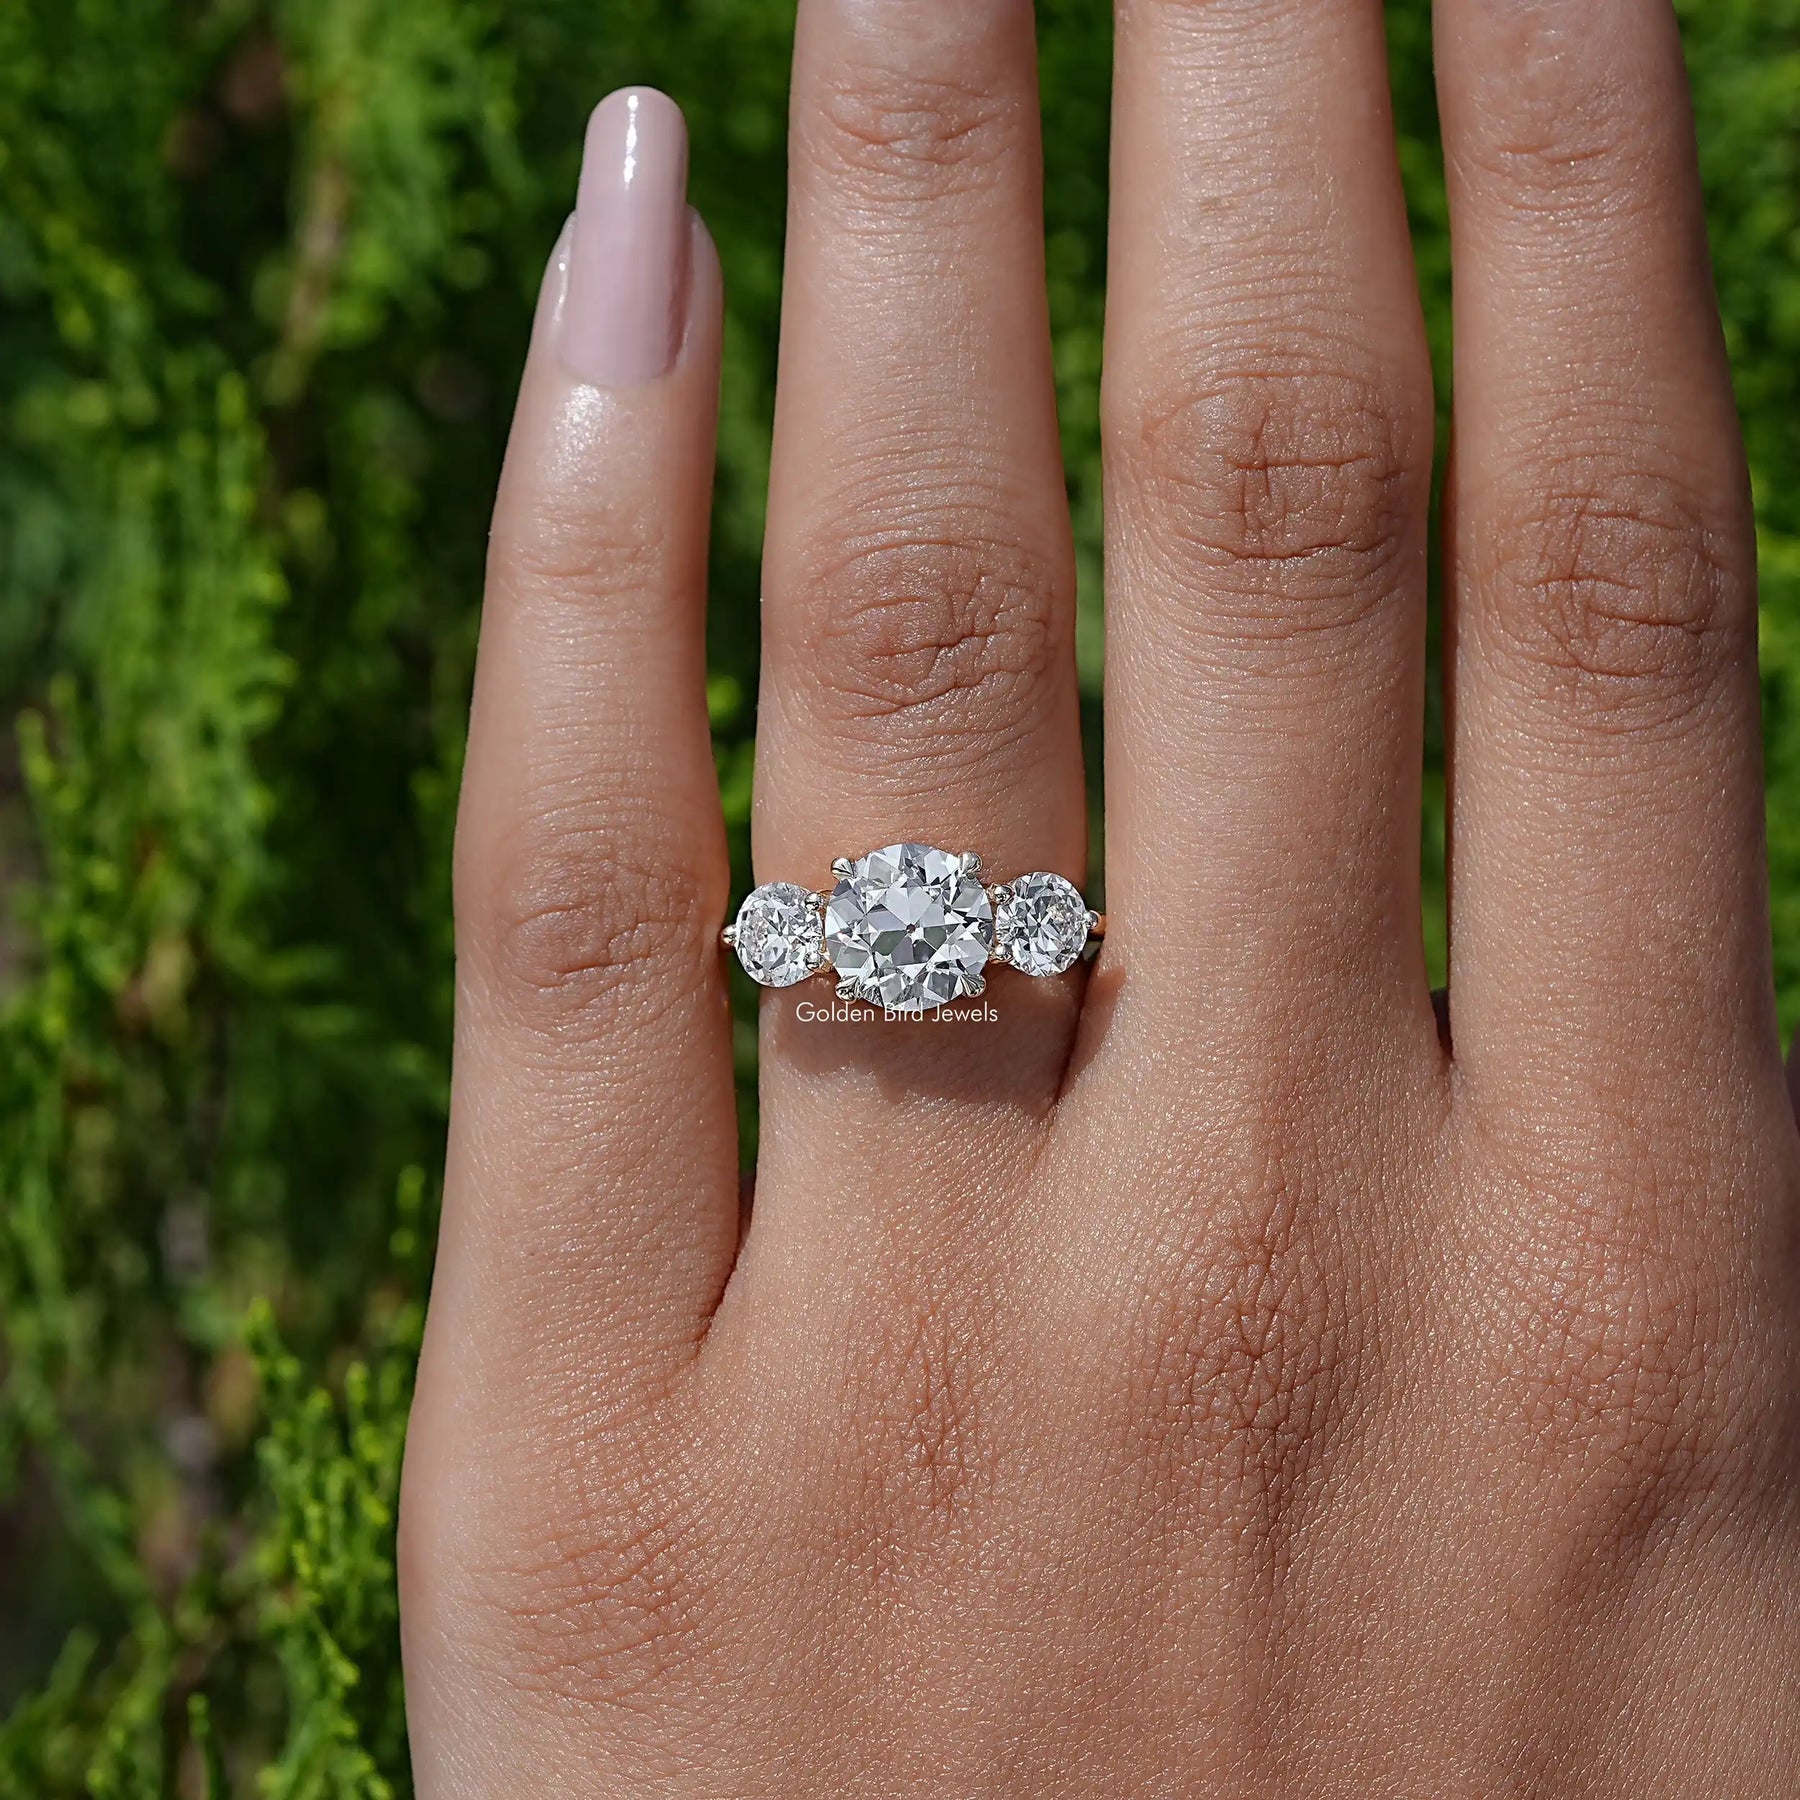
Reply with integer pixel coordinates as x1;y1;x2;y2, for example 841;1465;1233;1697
564;88;690;386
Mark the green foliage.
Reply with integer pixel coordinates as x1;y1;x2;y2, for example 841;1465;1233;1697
0;1;1795;1790
1694;2;1800;1019
248;1292;414;1798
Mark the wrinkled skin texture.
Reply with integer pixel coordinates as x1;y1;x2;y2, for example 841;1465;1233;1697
400;0;1800;1793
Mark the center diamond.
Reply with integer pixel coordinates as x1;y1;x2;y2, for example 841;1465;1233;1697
823;844;993;1014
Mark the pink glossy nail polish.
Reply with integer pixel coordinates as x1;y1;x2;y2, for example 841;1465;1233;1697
564;87;690;386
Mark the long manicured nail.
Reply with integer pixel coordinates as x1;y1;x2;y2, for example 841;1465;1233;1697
564;87;690;386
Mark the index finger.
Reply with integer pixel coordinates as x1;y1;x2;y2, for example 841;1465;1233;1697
404;90;740;1788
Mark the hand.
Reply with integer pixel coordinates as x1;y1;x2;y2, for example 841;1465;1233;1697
398;1;1800;1792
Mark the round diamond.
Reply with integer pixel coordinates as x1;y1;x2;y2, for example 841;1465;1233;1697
994;872;1090;976
731;883;823;988
823;844;993;1014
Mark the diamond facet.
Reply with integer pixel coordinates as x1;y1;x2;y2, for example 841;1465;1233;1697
731;883;824;988
823;844;993;1013
994;871;1090;976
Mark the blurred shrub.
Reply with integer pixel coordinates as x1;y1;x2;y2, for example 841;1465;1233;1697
0;0;1794;1791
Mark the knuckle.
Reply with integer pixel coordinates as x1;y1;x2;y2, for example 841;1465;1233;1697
1509;1308;1739;1577
1484;1171;1768;1564
1510;1265;1723;1476
1459;15;1659;215
495;492;666;612
1471;131;1650;219
1111;347;1419;634
1120;0;1288;27
467;813;721;1029
1098;1145;1358;1549
794;524;1064;753
807;61;1020;203
1480;465;1747;727
844;1295;991;1556
464;1455;712;1708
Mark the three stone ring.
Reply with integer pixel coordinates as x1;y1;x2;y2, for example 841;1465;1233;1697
724;843;1103;1015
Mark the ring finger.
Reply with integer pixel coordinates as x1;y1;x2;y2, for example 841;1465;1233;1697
751;1;1085;1186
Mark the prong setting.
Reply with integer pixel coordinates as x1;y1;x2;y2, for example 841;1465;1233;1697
985;885;1014;964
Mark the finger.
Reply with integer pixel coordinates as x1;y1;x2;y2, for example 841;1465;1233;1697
413;92;735;1467
751;0;1086;1125
405;93;738;1786
1434;0;1779;1089
1098;0;1438;1054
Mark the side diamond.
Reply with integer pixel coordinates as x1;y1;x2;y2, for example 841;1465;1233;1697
731;883;823;989
994;872;1090;976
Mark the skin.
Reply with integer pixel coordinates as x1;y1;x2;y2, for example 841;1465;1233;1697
398;0;1800;1793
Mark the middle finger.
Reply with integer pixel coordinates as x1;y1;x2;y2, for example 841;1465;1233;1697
1100;0;1439;1066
